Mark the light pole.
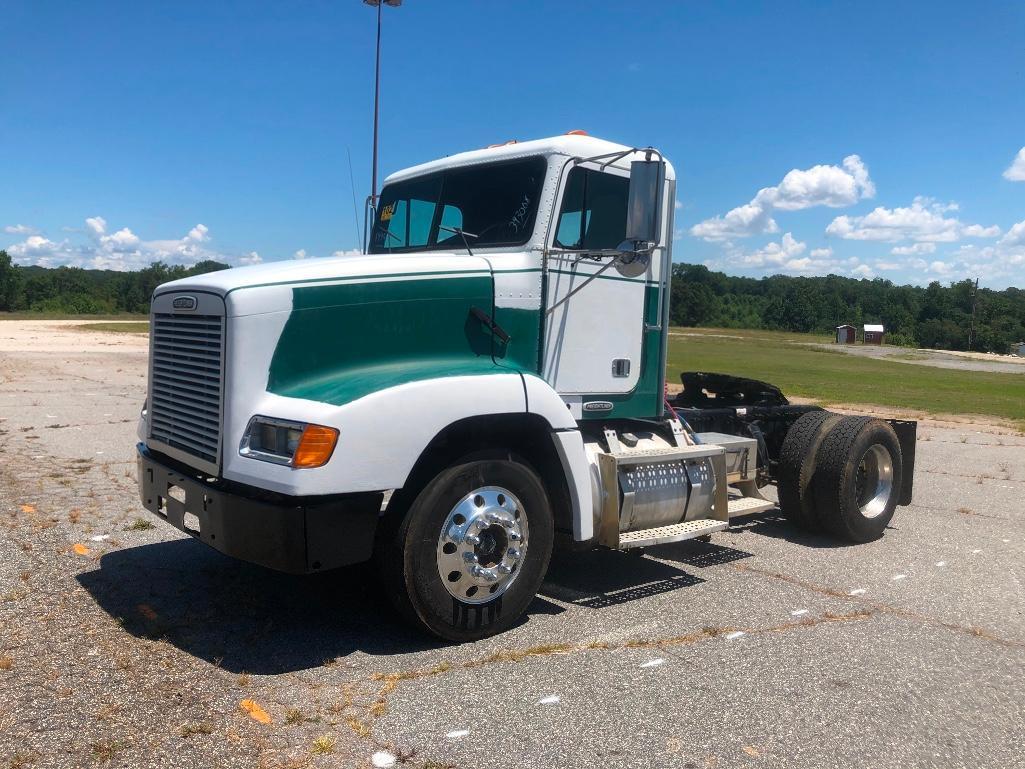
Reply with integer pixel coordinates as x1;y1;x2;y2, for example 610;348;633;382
363;0;402;249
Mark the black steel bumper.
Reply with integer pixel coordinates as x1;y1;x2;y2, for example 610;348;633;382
137;444;383;574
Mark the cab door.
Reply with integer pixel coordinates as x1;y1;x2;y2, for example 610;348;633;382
542;165;651;398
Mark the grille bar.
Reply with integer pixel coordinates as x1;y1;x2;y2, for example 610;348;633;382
149;311;225;466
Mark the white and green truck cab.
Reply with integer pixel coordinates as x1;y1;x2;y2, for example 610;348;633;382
137;133;916;640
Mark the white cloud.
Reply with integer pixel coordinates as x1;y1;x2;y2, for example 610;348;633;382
9;235;69;260
239;251;262;265
810;247;833;258
293;249;308;260
329;249;364;258
739;232;807;267
3;224;38;235
851;264;874;278
691;155;874;241
674;200;683;210
6;216;254;271
1003;147;1025;182
1000;219;1025;248
891;242;936;256
962;224;1001;238
826;197;999;244
85;216;107;236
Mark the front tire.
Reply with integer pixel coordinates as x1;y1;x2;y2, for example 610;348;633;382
380;457;554;642
812;417;903;542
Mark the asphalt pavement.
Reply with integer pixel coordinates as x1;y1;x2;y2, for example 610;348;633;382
1;330;1023;769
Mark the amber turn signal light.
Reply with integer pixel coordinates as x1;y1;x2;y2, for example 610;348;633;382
292;424;339;469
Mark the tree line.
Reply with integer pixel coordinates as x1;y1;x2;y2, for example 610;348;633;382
1;250;1023;353
0;252;229;315
668;263;1025;353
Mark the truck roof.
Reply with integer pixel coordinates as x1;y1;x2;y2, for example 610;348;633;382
383;133;677;184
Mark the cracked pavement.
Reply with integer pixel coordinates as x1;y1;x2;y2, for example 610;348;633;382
1;321;1024;768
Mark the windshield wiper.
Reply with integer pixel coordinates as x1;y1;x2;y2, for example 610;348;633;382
438;225;478;257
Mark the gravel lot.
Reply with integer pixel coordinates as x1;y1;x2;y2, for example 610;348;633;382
2;322;1023;769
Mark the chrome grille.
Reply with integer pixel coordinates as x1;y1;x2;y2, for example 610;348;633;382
149;312;225;466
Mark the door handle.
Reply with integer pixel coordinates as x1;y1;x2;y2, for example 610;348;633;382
469;306;511;344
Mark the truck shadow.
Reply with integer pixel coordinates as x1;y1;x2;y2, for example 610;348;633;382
76;538;565;675
727;511;862;548
541;547;712;608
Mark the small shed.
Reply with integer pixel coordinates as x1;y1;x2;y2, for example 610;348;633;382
864;324;885;345
835;324;856;344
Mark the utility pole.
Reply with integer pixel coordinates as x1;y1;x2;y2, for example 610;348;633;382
363;0;402;253
968;276;979;351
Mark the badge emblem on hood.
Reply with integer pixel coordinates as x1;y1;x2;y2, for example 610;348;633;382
172;296;197;311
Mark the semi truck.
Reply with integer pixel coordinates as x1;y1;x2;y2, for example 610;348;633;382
136;133;916;641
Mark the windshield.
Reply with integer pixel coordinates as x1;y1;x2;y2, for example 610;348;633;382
369;156;547;253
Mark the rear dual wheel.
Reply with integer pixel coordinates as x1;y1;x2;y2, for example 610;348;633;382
778;413;902;542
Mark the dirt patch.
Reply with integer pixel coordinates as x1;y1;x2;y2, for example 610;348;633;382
0;320;148;354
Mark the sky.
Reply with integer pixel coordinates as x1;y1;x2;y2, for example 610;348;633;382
2;0;1024;288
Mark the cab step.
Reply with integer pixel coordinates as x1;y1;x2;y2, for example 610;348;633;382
727;496;776;517
618;518;728;549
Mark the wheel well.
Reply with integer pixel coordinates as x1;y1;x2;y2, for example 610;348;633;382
385;413;573;537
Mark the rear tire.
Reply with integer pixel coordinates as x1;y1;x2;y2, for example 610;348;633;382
379;456;554;642
777;410;843;531
812;417;902;542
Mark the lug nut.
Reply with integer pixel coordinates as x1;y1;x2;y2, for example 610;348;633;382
507;548;520;559
463;534;480;546
463;551;478;564
497;564;512;575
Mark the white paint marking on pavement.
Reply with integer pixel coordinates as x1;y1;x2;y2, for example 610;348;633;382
1002;539;1010;543
537;695;560;705
446;729;469;739
936;561;946;567
371;751;397;769
725;631;746;640
96;451;104;455
849;589;866;596
45;414;56;419
90;534;110;542
640;658;665;668
972;549;982;554
790;609;809;616
892;574;907;581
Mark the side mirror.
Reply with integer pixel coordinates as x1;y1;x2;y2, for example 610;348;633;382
624;159;664;247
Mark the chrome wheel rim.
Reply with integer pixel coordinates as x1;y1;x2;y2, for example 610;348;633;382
855;444;894;519
436;486;528;604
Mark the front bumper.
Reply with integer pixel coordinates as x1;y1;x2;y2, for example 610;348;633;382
137;444;383;574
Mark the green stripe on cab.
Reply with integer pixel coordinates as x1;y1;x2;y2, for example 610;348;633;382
267;276;503;406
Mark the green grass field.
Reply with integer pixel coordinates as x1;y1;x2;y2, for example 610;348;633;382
0;312;149;321
6;316;1023;425
667;328;1025;425
75;321;150;334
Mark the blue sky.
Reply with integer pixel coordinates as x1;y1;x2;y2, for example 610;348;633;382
3;0;1024;286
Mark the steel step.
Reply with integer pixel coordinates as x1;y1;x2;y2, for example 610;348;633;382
618;518;728;549
610;445;724;466
727;496;776;517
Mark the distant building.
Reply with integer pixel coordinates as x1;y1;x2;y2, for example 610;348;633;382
836;324;856;344
864;324;885;345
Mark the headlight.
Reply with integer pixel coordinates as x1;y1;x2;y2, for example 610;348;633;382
239;416;339;469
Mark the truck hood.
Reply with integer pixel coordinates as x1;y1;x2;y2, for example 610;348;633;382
153;251;495;309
